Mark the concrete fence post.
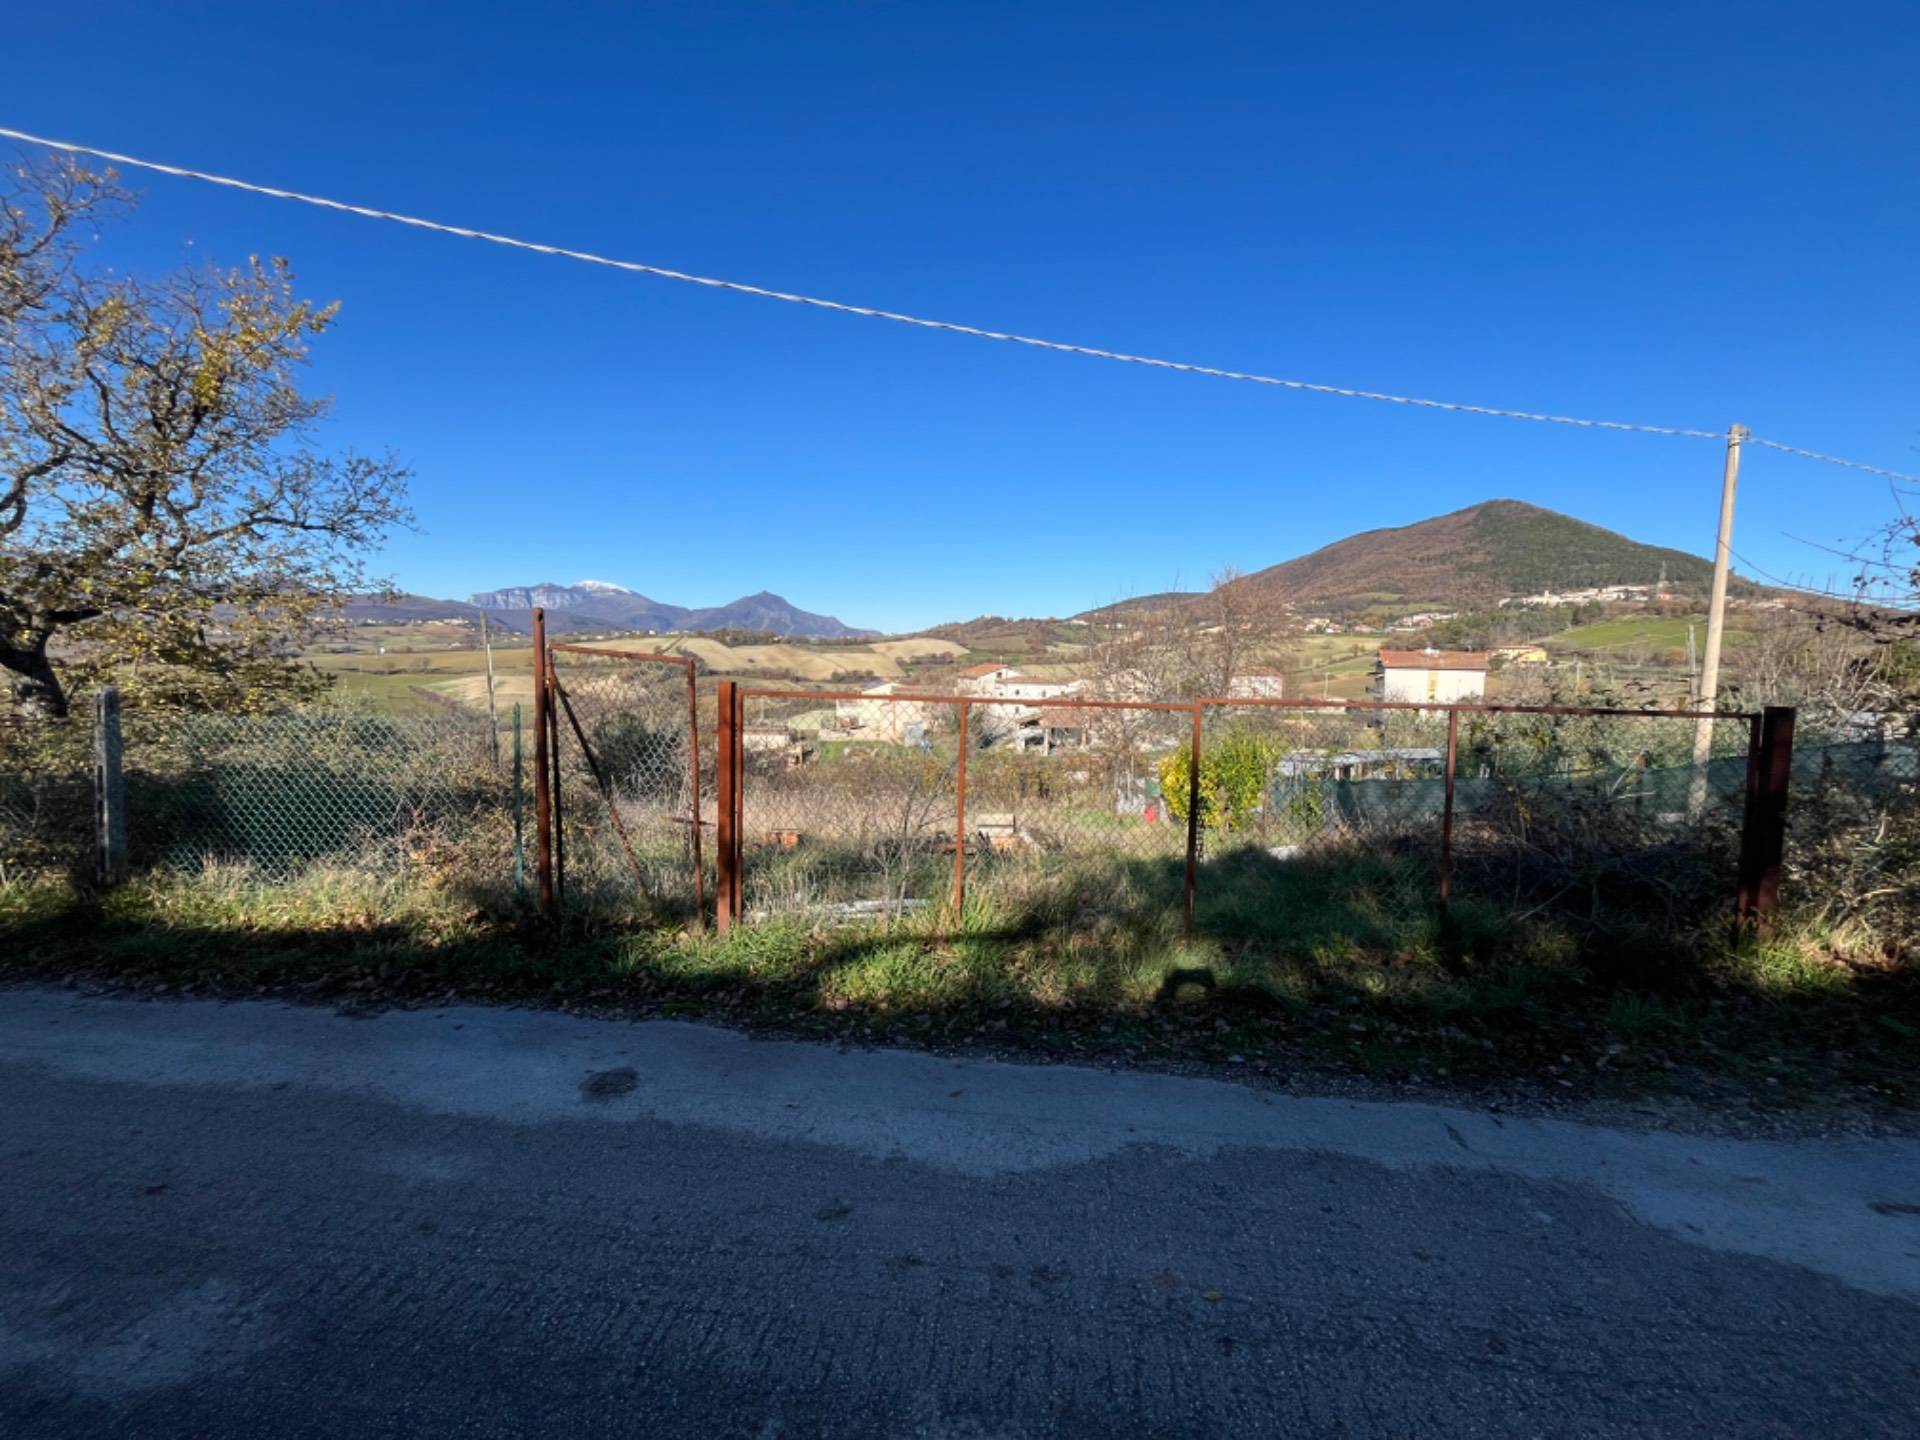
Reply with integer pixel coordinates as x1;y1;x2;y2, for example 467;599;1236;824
92;686;127;887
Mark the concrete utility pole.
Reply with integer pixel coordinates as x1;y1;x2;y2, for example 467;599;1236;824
1691;425;1746;787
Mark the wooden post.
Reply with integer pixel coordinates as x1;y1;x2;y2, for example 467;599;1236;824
511;702;525;894
729;683;743;925
1184;702;1202;941
478;606;501;769
92;686;127;887
715;680;738;934
1737;705;1795;932
531;608;553;919
952;701;970;918
1439;707;1459;914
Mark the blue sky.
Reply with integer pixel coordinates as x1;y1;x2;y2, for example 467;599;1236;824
9;2;1918;631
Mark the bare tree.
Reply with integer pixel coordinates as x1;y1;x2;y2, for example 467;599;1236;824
1;154;411;718
1191;567;1292;697
1734;606;1897;736
1079;598;1189;810
860;749;954;914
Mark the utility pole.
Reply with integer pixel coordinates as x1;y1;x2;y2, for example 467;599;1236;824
1691;425;1746;797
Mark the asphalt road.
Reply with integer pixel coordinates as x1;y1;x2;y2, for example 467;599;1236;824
2;988;1917;1437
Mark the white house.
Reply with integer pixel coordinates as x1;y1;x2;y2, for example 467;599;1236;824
1227;668;1287;700
991;672;1084;702
954;662;1018;696
835;680;940;743
1375;648;1489;704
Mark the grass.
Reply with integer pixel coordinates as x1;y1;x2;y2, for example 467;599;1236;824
1547;615;1726;655
4;842;1914;1110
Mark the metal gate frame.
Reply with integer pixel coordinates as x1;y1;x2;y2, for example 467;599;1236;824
706;683;1792;938
530;607;706;926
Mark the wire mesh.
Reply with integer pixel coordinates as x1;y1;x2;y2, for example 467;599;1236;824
738;690;960;919
737;690;1200;924
124;703;503;880
1446;709;1751;930
960;697;1191;921
1779;724;1920;950
547;649;703;922
1200;702;1455;857
1186;702;1451;939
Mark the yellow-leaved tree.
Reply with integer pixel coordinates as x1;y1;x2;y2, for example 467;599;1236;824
1;154;411;718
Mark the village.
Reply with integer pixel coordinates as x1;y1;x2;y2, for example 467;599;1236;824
753;646;1513;768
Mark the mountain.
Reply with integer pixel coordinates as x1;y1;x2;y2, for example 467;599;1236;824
1233;500;1747;608
468;581;871;638
337;593;482;625
469;582;693;632
681;590;867;636
1074;592;1202;623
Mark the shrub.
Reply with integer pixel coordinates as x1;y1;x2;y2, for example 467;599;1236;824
1157;727;1281;832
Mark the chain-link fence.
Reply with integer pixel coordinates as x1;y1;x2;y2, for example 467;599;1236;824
124;705;505;880
958;698;1193;926
719;688;1776;941
1446;708;1752;929
1779;724;1920;953
737;690;962;919
9;672;1908;951
546;646;705;923
1;697;514;890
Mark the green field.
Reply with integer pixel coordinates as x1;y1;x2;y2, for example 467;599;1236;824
309;636;537;712
1547;615;1719;657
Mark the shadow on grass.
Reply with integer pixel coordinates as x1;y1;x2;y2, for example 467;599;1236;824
3;837;1916;1105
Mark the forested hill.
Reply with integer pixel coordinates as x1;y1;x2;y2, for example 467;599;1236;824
1235;500;1747;606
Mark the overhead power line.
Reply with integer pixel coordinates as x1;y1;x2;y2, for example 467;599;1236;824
1746;437;1920;485
2;124;1916;484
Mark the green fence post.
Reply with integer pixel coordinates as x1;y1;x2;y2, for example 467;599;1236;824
512;702;525;894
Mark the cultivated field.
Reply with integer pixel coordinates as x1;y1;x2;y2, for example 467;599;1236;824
602;635;967;681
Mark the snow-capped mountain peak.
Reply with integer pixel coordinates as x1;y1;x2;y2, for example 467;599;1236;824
573;579;635;594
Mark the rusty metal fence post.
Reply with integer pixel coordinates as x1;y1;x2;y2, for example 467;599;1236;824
547;640;565;907
715;680;739;934
952;701;970;917
531;608;554;919
1737;705;1795;932
1438;707;1459;914
511;702;525;895
1184;701;1202;940
686;662;706;928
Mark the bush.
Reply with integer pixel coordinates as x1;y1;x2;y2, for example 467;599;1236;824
1157;727;1280;832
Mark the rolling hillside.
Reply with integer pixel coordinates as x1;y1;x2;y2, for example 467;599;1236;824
1236;500;1746;607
